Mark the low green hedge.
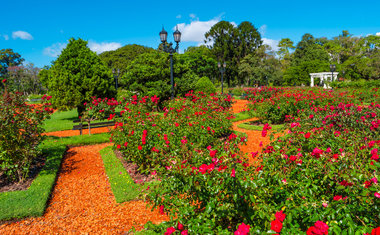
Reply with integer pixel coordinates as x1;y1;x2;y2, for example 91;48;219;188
0;133;110;221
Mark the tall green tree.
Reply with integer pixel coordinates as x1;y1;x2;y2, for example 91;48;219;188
277;38;295;72
7;63;43;94
183;46;218;83
205;20;262;86
239;45;282;86
41;38;115;114
0;49;24;78
284;33;330;85
99;44;154;78
124;50;198;101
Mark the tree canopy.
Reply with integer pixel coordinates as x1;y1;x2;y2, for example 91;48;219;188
0;49;24;78
41;38;115;113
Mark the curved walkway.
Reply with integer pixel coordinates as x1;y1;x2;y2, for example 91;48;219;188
0;144;167;233
231;99;272;165
0;98;267;233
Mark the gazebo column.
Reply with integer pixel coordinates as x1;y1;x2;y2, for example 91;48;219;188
310;76;314;87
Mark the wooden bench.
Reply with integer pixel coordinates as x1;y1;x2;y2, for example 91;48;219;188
72;113;122;135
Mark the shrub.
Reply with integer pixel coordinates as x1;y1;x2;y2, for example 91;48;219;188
0;83;53;182
195;76;216;94
250;102;380;233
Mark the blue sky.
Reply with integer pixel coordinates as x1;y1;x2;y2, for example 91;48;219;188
1;0;379;68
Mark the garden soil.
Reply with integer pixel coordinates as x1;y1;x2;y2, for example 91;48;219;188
0;98;271;233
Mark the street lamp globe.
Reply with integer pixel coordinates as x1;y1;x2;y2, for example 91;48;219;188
330;64;336;72
223;62;226;68
159;27;168;43
218;62;221;68
173;26;181;43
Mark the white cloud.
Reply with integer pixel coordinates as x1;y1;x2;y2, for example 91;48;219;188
4;35;9;40
189;13;196;19
176;17;220;43
43;42;67;57
12;31;33;40
43;40;122;57
176;14;182;19
262;38;279;51
259;25;267;36
88;41;122;54
376;32;380;36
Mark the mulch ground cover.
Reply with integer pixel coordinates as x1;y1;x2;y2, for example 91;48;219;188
0;99;269;233
43;126;110;137
0;143;168;233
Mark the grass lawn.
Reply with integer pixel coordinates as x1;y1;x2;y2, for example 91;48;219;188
0;133;110;221
100;146;159;203
43;108;124;133
237;121;284;131
42;109;78;132
233;111;252;122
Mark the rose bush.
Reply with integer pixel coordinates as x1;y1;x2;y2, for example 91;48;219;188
249;101;379;233
0;83;53;182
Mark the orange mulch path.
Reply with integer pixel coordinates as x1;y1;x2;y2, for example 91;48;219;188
231;99;272;165
0;143;168;234
0;99;271;234
232;99;250;113
43;126;111;137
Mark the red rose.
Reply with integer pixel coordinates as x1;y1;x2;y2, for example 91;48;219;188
164;227;176;235
372;227;380;235
306;226;319;235
262;130;268;137
178;222;185;231
305;132;311;139
138;145;142;150
314;221;329;234
271;219;283;233
159;205;165;214
275;210;286;222
2;79;6;83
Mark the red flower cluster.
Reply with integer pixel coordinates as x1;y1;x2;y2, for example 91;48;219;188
261;123;271;137
234;222;250;235
306;221;329;235
270;210;286;233
164;222;188;235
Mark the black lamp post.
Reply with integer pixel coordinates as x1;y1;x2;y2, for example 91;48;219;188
330;64;336;83
112;68;120;90
218;62;226;94
159;26;181;99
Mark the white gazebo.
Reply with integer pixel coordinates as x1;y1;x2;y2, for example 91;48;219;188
309;72;339;89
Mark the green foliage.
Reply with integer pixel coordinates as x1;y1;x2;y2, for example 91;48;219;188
283;33;330;85
100;146;156;203
0;48;24;78
239;45;283;86
205;20;262;86
0;133;110;221
0;89;52;182
42;109;78;132
99;44;155;77
331;79;380;88
110;93;233;171
251;101;379;233
40;38;116;114
183;46;218;82
124;50;198;101
6;63;43;94
195;76;216;94
237;121;284;131
232;111;252;122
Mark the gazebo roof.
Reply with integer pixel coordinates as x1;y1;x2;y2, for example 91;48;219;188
310;72;339;76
